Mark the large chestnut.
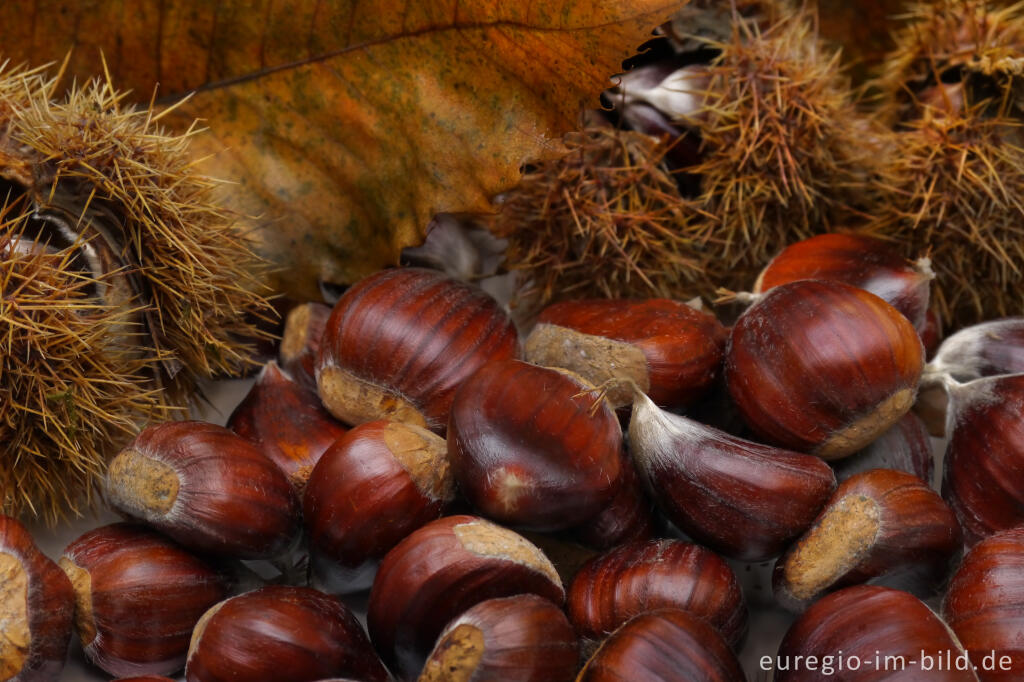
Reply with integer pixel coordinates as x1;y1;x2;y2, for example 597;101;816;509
568;539;747;649
0;515;74;682
944;526;1024;681
447;360;623;531
524;298;727;408
726;279;924;459
316;267;518;432
185;586;388;682
367;515;564;679
59;523;229;677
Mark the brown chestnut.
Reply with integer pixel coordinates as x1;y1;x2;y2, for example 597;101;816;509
367;515;564;679
303;419;454;593
568;539;747;649
629;389;836;561
524;298;727;408
279;301;332;390
106;421;300;559
942;374;1024;545
59;523;229;677
774;585;977;681
418;594;578;682
831;411;935;485
228;361;347;490
316;267;518;432
0;515;74;682
447;360;623;531
570;446;655;550
185;585;388;682
754;233;933;329
726;279;924;459
774;469;962;611
943;526;1024;681
927;318;1024;383
577;608;745;682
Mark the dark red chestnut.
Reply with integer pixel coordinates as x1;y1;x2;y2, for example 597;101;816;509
944;526;1024;681
726;279;924;459
228;361;347;490
942;374;1024;545
185;585;388;682
628;390;836;561
754;233;933;329
59;523;229;677
568;539;747;649
304;419;454;593
279;301;332;389
0;515;74;682
524;298;727;408
367;515;564;679
774;469;962;611
577;609;744;682
831;412;935;485
775;585;977;681
447;360;622;531
106;421;300;559
418;594;578;682
927;318;1024;382
316;267;518;432
570;447;655;550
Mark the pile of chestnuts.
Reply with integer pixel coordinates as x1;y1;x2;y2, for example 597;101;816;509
3;233;1024;682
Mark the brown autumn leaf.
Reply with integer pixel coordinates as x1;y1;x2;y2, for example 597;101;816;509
0;1;683;299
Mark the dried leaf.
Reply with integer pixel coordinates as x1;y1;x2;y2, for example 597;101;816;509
1;1;683;298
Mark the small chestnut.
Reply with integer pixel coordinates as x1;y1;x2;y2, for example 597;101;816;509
316;267;518;432
0;514;74;682
185;585;388;682
106;421;300;559
59;523;230;677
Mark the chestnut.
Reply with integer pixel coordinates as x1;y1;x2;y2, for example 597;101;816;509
304;419;454;593
279;301;332;389
577;609;744;682
447;360;623;531
570;447;655;550
524;298;727;408
185;585;388;682
112;678;177;681
418;594;578;682
830;411;935;485
754;232;933;329
773;469;962;611
926;317;1024;383
628;389;836;561
228;361;347;490
316;267;518;432
726;279;924;459
0;515;74;682
568;539;747;649
942;374;1024;544
59;523;229;677
367;515;564;679
943;526;1024;681
774;585;976;681
106;421;300;559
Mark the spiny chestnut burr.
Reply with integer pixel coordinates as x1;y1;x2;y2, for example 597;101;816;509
570;448;655;550
773;469;962;611
0;515;74;682
279;302;332;390
418;594;578;682
754;233;934;330
775;585;977;681
447;360;622;531
106;421;300;559
303;419;454;593
568;539;747;649
942;374;1024;545
316;267;518;432
523;298;727;408
367;515;564;679
228;361;347;490
628;390;836;561
59;523;229;677
726;279;924;459
943;526;1024;681
577;609;745;682
831;412;935;485
185;586;388;682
